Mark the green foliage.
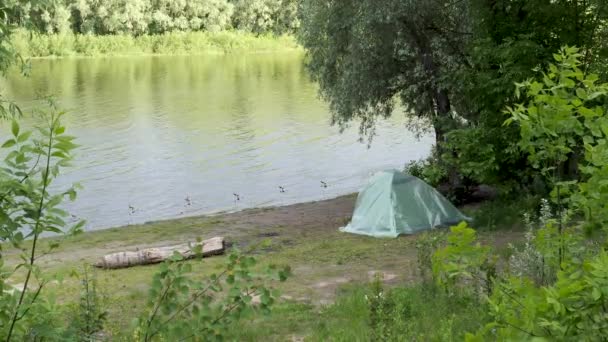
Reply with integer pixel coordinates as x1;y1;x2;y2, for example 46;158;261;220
305;282;488;341
0;107;84;340
367;276;392;341
424;212;608;340
443;128;496;183
414;230;446;282
405;150;447;188
428;176;608;341
68;266;108;341
364;282;489;341
467;195;539;231
134;248;290;341
298;0;469;139
455;47;608;340
507;201;559;285
470;251;608;341
507;46;608;228
432;222;495;295
298;0;608;196
5;0;300;37
10;29;299;57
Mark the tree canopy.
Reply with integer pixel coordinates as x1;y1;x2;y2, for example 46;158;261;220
3;0;300;36
298;0;608;193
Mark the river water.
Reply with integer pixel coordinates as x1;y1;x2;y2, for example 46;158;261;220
2;53;433;231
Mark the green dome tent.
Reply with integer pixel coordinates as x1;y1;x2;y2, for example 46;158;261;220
340;170;469;238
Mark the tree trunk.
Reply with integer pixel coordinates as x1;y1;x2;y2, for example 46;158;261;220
403;18;453;145
403;19;462;190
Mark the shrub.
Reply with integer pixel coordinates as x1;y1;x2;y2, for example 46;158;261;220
0;106;84;340
432;222;496;296
68;266;108;341
366;281;488;341
134;248;290;341
404;150;447;187
506;46;608;229
469;251;608;341
414;230;446;282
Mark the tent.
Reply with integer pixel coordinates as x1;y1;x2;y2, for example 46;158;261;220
340;170;469;238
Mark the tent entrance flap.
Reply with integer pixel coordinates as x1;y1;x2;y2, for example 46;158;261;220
340;170;469;238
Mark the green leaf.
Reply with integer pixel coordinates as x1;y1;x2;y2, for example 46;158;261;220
11;119;19;137
17;131;32;143
575;88;587;100
51;151;68;159
53;141;78;152
2;139;16;148
69;220;86;235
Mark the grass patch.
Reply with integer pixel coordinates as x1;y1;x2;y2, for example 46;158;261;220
232;283;489;341
11;29;301;58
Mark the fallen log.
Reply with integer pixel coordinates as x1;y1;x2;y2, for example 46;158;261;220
94;236;225;269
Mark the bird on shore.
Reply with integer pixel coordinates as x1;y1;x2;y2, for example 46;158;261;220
233;193;240;201
185;195;192;206
320;181;328;188
128;205;136;215
279;186;286;193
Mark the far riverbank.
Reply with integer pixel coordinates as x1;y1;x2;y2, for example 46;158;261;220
11;30;301;58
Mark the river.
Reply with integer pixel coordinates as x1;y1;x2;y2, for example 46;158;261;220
2;53;433;231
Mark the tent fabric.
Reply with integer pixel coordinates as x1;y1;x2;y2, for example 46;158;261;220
340;170;470;238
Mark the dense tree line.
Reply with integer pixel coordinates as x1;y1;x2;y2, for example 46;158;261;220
298;0;608;198
3;0;299;35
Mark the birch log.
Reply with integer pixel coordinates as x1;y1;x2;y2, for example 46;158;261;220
94;236;225;269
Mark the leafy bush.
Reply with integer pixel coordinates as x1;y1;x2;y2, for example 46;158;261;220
414;230;446;282
67;266;108;341
507;216;551;285
469;251;608;341
427;216;608;340
0;107;84;340
432;222;496;296
506;46;608;229
467;195;540;231
443;128;500;186
134;248;289;341
366;280;488;341
405;149;447;187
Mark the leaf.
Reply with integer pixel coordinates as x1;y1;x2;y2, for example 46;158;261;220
1;139;16;148
575;88;587;100
17;131;32;143
11;119;19;137
53;141;78;152
588;91;607;100
51;151;68;159
69;220;86;235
